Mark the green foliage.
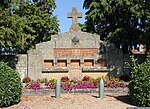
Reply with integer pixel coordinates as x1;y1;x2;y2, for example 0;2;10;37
0;12;35;54
127;55;150;106
83;0;150;51
0;62;22;107
0;0;59;54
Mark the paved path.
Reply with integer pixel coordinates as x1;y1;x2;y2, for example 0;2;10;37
1;93;135;109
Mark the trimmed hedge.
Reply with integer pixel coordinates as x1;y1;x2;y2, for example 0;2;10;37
128;55;150;106
0;62;22;107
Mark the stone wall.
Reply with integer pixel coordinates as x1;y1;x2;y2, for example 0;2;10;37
0;53;146;80
15;54;28;79
0;54;27;80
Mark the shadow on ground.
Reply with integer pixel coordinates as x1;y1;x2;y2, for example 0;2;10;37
107;94;133;105
92;95;99;98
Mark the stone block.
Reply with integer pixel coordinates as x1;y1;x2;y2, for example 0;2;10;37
127;107;150;109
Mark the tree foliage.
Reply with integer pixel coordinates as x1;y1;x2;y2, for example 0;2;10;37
83;0;150;52
0;0;59;54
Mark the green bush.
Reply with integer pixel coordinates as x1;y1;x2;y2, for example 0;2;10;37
127;55;150;106
0;62;22;107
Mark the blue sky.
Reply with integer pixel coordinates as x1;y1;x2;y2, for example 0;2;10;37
54;0;86;33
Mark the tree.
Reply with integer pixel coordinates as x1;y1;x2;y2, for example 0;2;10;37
0;0;32;54
15;0;59;46
0;0;59;54
0;9;35;54
83;0;150;52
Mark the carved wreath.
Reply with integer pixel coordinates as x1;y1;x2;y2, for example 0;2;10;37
72;37;79;45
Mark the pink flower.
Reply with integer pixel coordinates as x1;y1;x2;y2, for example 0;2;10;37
77;85;81;88
21;106;31;109
73;77;79;82
73;86;77;89
34;80;38;83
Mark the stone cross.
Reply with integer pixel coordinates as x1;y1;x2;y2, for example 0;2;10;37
68;7;82;31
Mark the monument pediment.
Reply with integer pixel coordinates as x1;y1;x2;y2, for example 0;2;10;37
36;31;101;50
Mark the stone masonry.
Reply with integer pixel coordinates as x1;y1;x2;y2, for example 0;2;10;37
15;54;28;79
26;7;123;80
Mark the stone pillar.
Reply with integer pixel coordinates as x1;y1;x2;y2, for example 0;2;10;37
55;79;61;98
80;58;84;67
67;59;71;67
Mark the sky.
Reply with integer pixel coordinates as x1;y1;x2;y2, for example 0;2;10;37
54;0;86;33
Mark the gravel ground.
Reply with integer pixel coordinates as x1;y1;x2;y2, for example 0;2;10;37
1;93;135;109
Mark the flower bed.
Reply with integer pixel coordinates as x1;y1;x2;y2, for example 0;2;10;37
22;75;128;94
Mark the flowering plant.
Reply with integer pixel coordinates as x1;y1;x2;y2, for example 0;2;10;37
23;76;31;83
82;75;91;81
21;106;31;109
44;77;57;89
26;80;42;90
61;78;98;90
24;76;127;90
61;76;70;82
49;77;57;83
105;77;127;88
37;78;48;83
44;81;56;89
58;76;100;91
